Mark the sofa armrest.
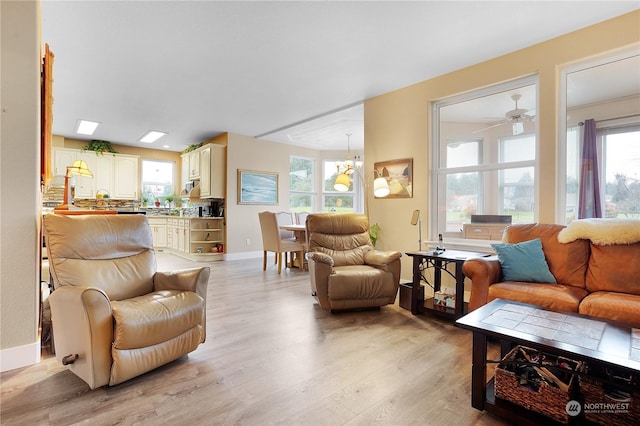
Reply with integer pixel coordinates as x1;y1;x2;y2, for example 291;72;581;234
153;267;210;341
306;252;334;309
48;286;113;389
364;250;402;267
153;267;210;300
462;255;502;312
365;250;403;285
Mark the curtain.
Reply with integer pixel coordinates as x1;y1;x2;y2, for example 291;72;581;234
578;119;602;218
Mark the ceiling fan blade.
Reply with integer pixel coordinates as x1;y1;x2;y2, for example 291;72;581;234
472;122;505;134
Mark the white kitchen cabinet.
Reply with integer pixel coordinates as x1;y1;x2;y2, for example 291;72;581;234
94;154;114;196
74;151;97;198
199;144;225;199
189;218;224;257
53;148;77;176
181;154;190;188
113;155;138;199
148;218;167;248
52;147;138;200
188;150;200;180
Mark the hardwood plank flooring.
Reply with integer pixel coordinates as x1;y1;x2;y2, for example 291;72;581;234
1;252;509;425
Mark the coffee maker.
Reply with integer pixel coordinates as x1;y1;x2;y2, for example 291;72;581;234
210;200;223;217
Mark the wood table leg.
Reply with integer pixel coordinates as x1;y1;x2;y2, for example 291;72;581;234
471;332;487;410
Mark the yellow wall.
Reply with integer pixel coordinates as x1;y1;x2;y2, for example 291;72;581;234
364;11;640;283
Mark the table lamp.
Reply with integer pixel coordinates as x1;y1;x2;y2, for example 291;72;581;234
54;160;93;211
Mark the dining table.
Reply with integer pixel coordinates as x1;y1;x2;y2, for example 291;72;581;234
278;224;307;269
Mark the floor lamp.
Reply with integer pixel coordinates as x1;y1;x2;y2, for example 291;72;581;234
54;160;93;211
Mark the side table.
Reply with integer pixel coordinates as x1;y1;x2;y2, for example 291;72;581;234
406;250;489;319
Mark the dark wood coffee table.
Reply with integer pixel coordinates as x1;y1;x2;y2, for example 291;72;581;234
455;299;640;425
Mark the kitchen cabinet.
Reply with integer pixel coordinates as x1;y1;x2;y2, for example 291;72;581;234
113;155;138;199
94;154;114;196
74;152;97;198
168;218;188;252
181;154;190;189
188;150;200;180
52;147;138;200
53;148;77;175
189;218;224;257
199;144;225;199
148;218;167;248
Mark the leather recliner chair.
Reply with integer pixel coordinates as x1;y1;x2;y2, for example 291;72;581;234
305;213;402;311
43;214;209;389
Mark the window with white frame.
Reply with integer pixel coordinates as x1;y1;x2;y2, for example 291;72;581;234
322;159;361;213
432;77;538;239
141;159;174;203
565;124;640;222
289;156;316;212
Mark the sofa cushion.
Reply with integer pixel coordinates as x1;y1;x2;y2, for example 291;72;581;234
504;223;589;288
586;242;640;296
492;238;556;283
488;282;588;313
579;291;640;327
111;290;205;349
328;265;395;300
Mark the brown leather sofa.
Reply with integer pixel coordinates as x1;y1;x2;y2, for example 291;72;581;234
463;223;640;326
44;214;210;389
306;213;402;311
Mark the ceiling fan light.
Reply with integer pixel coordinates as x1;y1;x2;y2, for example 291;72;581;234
512;121;524;135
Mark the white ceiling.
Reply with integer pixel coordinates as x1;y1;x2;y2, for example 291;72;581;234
41;1;639;152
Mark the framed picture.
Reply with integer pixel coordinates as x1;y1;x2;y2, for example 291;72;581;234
237;169;279;204
373;158;413;198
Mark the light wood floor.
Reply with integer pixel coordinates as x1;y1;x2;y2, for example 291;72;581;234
1;252;509;426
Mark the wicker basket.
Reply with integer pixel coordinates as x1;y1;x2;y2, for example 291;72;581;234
579;363;639;426
495;345;580;424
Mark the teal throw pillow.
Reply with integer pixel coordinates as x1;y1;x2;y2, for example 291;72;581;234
491;238;557;283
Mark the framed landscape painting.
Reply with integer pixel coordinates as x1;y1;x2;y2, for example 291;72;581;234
373;158;413;198
237;169;279;204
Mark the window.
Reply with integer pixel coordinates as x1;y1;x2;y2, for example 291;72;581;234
141;159;174;202
289;156;315;212
601;126;640;218
322;159;361;213
432;77;538;239
565;124;640;221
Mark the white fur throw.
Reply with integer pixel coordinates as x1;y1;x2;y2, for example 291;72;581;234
557;218;640;245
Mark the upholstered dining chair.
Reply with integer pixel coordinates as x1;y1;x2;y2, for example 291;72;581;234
306;213;402;311
43;213;209;389
275;211;295;240
259;211;306;273
295;211;310;226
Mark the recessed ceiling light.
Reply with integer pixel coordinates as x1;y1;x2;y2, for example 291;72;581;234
75;120;100;135
139;131;166;143
162;145;170;149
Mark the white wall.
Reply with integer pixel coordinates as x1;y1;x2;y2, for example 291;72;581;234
0;0;42;371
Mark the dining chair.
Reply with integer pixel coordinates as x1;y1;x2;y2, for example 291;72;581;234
295;211;310;226
259;211;305;274
275;211;295;240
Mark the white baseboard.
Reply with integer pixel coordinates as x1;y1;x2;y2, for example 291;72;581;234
0;341;41;372
224;250;262;261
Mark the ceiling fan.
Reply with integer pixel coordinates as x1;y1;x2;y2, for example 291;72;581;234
473;94;535;135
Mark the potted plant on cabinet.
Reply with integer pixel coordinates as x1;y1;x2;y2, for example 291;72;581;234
81;140;118;154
